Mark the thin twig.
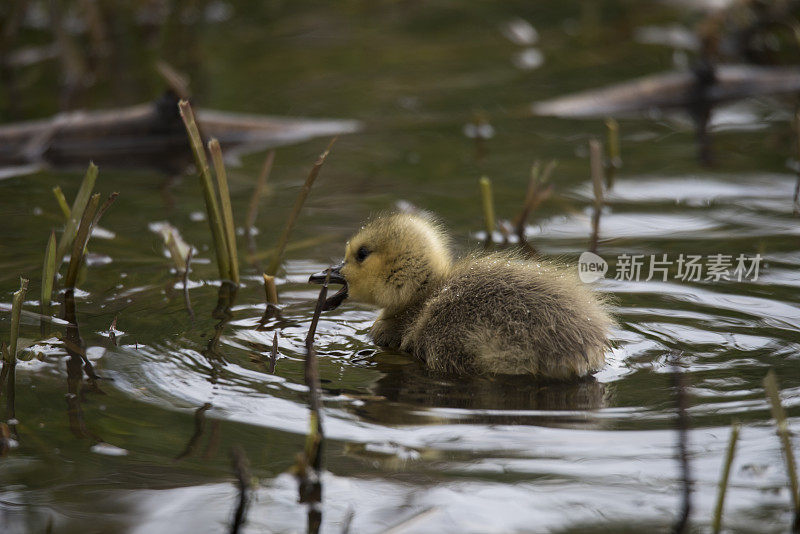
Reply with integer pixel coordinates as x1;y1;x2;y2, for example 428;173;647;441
266;138;337;276
269;330;279;374
513;160;556;242
589;139;604;253
478;176;495;245
108;316;118;346
183;249;195;322
294;272;331;534
763;370;800;527
246;150;275;230
155;60;191;100
175;402;212;461
305;271;330;417
246;150;276;270
91;191;119;228
230;445;251;534
672;362;692;534
712;420;741;534
605;117;621;189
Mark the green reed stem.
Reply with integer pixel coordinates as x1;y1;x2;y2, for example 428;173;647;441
263;274;278;305
41;231;56;317
514;160;556;235
763;370;800;516
246;150;275;231
605;117;620;189
208;139;239;284
8;278;29;363
178;100;231;281
712;420;741;534
52;186;71;220
55;162;98;271
65;193;100;289
589;139;604;208
266;137;337;277
478;176;495;238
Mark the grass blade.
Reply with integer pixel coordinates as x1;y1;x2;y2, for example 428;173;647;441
763;370;800;523
178;100;231;281
8;278;29;363
246;150;275;231
712;420;741;534
41;231;56;316
52;186;71;220
605;117;621;189
209;139;239;284
55;163;98;270
64;193;100;289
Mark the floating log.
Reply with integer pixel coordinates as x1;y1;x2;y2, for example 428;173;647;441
532;64;800;118
0;92;360;174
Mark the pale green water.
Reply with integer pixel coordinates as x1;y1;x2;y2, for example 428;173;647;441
1;1;799;533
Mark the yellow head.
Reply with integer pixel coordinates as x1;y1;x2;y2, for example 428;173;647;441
312;213;452;313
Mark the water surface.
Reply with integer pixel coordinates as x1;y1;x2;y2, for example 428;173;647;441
1;1;799;532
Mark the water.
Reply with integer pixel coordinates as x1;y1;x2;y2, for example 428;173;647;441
1;1;799;532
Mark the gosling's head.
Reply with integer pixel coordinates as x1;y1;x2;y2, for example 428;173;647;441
310;213;452;313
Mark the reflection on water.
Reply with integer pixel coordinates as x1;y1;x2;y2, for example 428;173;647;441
356;363;608;426
1;1;800;533
62;288;104;442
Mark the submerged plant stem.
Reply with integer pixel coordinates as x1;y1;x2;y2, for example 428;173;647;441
230;445;251;534
711;420;740;534
672;366;692;534
763;370;800;522
269;330;278;374
209;139;239;284
178;100;231;281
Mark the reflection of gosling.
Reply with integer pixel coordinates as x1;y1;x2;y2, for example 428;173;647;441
310;213;614;379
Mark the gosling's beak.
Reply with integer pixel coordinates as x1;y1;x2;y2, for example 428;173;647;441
309;261;346;285
308;261;348;311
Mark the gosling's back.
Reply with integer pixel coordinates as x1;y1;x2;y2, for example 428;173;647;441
401;254;613;378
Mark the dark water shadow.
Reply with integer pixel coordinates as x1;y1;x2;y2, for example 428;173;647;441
341;356;609;427
61;288;104;443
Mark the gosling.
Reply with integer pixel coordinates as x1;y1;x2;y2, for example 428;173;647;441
310;212;614;379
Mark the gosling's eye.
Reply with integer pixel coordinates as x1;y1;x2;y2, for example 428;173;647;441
356;246;371;263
